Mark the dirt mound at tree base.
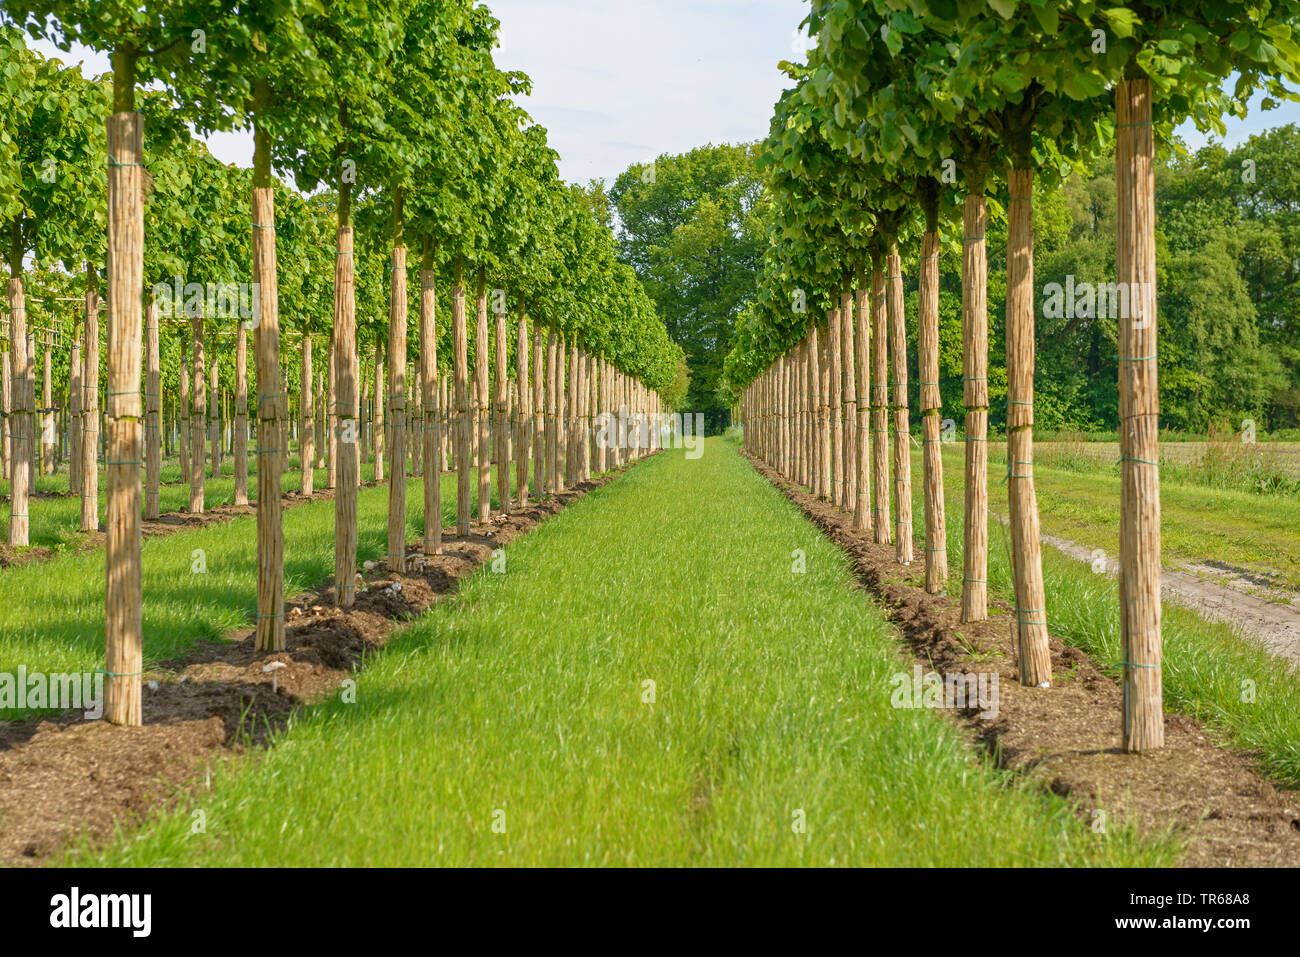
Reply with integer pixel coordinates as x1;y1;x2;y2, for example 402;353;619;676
745;451;1300;867
0;462;641;867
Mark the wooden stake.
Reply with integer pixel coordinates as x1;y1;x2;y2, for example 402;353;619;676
919;231;947;593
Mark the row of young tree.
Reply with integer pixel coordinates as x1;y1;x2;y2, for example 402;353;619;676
0;0;682;727
729;0;1299;752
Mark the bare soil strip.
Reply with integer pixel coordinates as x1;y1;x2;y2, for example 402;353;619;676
0;464;637;867
745;451;1300;867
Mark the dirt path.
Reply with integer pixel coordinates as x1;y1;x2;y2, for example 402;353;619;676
990;507;1300;668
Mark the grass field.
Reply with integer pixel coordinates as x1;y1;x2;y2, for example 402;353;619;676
65;440;1172;866
0;466;509;721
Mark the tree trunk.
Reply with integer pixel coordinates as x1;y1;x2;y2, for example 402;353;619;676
374;341;385;482
829;305;843;507
327;342;337;490
841;289;856;513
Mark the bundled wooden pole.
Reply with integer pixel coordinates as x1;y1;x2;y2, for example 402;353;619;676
918;227;947;594
41;342;52;474
327;342;337;490
819;323;831;500
871;261;890;545
545;330;558;493
301;338;314;496
420;252;441;556
453;262;471;536
841;287;856;513
961;190;990;622
807;323;821;499
532;328;545;492
104;109;144;726
233;320;248;507
1005;166;1051;686
495;300;510;513
853;280;871;532
475;274;490;521
81;265;99;532
387;244;407;572
565;341;578;485
374;341;386;483
333;218;359;608
69;335;81;495
252;174;285;650
6;279;30;545
178;339;189;487
583;351;595;480
887;248;912;563
515;304;530;507
828;305;843;507
1117;75;1163;751
209;357;220;479
189;315;205;512
145;301;161;519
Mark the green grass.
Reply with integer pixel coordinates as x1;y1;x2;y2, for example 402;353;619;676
950;446;1300;590
899;446;1300;787
70;439;1173;866
0;454;382;556
0;467;508;720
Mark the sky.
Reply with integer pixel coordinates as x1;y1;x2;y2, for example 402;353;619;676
21;0;1300;187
